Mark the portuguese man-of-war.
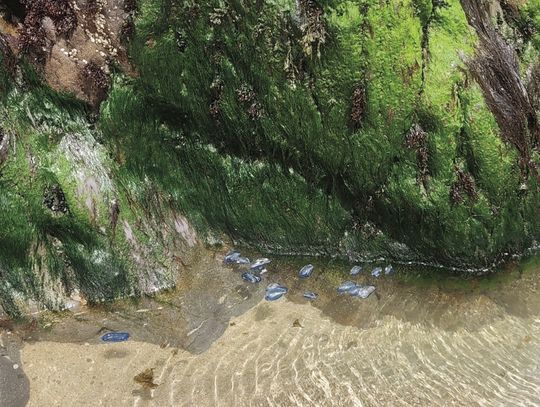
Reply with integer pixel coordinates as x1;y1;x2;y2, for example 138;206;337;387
266;283;288;294
337;281;357;293
250;258;271;271
354;285;376;299
299;264;314;278
242;272;262;283
303;291;318;300
101;332;130;342
350;265;363;276
265;290;285;301
224;251;241;264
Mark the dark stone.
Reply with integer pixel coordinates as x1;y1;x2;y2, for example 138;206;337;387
18;0;78;59
43;185;69;214
0;33;17;78
175;30;187;52
81;61;110;92
0;336;30;407
1;0;26;23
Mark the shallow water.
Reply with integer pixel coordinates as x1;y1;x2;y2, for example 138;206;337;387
2;250;540;406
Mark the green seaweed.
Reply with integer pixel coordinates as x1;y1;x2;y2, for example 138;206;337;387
106;0;538;267
1;0;540;316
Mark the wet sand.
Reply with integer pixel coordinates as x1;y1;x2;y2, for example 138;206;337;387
0;333;29;407
7;252;540;406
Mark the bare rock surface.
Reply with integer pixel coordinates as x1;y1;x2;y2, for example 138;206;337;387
1;0;132;106
0;331;29;407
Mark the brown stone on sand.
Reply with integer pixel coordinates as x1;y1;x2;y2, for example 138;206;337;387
134;368;158;390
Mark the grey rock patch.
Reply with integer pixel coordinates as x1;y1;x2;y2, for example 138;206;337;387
0;334;29;407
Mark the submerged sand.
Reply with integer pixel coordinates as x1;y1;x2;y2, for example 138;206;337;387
7;254;540;406
20;299;540;406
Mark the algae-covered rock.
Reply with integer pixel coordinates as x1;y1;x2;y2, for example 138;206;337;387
109;0;538;268
0;0;539;315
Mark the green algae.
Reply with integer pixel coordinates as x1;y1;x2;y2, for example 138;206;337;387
109;0;538;267
0;79;134;316
101;80;351;252
395;254;540;292
1;0;540;316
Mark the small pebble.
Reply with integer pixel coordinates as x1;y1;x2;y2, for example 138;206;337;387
371;267;382;278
